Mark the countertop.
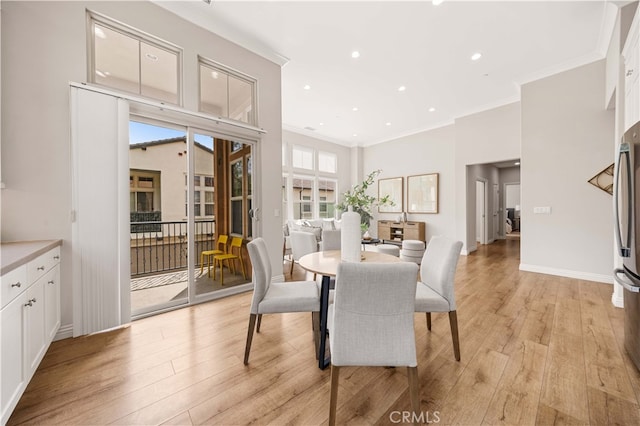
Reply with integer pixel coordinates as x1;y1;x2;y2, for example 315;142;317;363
1;240;63;275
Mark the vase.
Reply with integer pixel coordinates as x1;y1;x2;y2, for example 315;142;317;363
341;206;362;262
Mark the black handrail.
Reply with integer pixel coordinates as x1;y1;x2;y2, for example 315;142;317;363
130;220;216;277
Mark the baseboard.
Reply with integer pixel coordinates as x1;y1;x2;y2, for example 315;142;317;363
612;291;624;308
272;274;285;283
519;263;613;284
54;323;74;341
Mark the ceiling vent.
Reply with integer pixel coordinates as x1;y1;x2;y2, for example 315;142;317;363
304;126;316;131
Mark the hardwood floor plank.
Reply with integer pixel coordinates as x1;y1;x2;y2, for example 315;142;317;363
540;333;589;423
581;317;636;403
536;404;590;425
437;348;510;425
483;340;548;425
587;386;640;425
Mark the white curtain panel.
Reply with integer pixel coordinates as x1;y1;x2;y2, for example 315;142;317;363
70;86;131;336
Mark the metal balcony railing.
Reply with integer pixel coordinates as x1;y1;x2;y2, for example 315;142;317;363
130;220;216;277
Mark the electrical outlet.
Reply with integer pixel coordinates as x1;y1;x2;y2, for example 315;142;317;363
533;206;551;214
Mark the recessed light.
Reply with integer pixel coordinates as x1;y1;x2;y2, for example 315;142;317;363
386;122;391;126
211;71;219;79
398;86;406;92
352;51;360;58
428;107;436;112
303;84;311;90
471;52;482;61
353;133;358;137
352;107;358;112
145;53;159;62
319;122;324;126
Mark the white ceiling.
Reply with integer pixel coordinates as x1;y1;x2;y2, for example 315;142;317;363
156;0;617;147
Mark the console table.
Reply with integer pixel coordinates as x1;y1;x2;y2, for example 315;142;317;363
378;220;425;244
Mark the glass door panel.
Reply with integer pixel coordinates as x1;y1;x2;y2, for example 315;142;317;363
129;120;189;316
193;133;219;297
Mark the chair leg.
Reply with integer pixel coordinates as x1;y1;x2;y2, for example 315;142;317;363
244;314;257;365
256;314;263;333
200;252;204;274
407;366;420;423
329;365;340;426
312;311;320;360
239;256;247;279
449;310;461;361
426;312;432;331
290;258;294;275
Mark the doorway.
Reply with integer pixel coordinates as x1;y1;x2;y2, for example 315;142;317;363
504;182;521;238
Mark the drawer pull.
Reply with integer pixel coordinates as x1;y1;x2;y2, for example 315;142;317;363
37;266;45;271
48;280;55;285
11;282;22;288
53;255;60;260
24;298;36;307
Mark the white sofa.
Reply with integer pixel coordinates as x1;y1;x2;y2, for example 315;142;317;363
283;219;341;259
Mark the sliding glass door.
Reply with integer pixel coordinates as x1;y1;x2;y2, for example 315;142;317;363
128;119;255;318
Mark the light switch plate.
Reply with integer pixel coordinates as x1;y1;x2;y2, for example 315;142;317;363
533;206;551;214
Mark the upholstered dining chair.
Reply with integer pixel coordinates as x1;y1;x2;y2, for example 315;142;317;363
289;231;319;277
244;238;320;365
415;236;463;361
321;229;341;251
328;262;420;426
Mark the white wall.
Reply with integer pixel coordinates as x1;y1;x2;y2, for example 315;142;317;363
455;103;521;252
521;59;614;282
364;124;456;240
1;1;282;330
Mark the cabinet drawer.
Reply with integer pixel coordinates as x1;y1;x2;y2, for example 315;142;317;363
1;265;28;309
404;222;420;229
27;247;60;284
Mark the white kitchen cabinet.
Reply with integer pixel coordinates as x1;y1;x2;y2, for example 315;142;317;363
0;241;61;425
1;292;27;425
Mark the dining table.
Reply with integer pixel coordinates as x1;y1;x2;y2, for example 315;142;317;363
298;249;404;369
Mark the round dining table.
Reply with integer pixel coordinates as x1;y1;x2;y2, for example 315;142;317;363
298;249;404;369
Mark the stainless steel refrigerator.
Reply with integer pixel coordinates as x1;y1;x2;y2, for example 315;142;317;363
615;121;640;371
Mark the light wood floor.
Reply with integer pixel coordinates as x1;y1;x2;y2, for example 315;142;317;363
9;239;640;425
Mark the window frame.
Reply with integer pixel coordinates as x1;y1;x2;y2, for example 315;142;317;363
198;56;258;126
87;10;183;106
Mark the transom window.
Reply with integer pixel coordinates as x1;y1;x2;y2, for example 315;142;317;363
292;145;314;170
283;143;338;222
199;58;256;126
88;12;182;105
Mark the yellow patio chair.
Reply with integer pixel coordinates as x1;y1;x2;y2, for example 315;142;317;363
200;235;228;277
213;236;246;285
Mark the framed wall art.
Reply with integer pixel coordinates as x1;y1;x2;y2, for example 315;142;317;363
378;177;403;213
407;173;439;213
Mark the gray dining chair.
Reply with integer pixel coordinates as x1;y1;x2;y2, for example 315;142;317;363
244;238;320;365
289;231;319;277
327;262;420;425
321;229;341;251
415;236;463;361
